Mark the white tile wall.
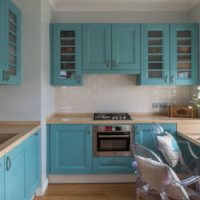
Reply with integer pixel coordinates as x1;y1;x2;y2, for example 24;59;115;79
55;75;192;113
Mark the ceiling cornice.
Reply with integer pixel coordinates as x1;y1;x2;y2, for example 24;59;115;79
49;0;200;12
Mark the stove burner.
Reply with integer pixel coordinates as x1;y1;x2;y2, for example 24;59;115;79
93;113;132;120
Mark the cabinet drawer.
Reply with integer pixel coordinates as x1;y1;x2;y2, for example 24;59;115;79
93;157;133;174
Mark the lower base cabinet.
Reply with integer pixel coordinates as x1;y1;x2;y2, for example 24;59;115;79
0;157;5;200
1;130;40;200
49;124;92;174
48;124;135;175
177;134;200;166
5;142;26;200
93;157;134;174
25;131;41;200
134;123;177;153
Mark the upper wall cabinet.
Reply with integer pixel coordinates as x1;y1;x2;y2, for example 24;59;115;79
139;23;199;86
170;24;199;86
0;0;21;85
83;24;140;74
140;24;170;85
51;24;83;86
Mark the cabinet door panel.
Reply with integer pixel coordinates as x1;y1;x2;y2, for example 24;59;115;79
0;157;4;200
51;24;82;85
141;24;170;85
83;24;111;72
134;123;177;153
5;0;21;84
170;24;198;85
50;125;92;174
177;134;200;173
26;132;40;200
5;144;26;200
112;24;140;72
0;0;6;83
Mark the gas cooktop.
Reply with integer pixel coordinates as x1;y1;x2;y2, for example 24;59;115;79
93;113;132;120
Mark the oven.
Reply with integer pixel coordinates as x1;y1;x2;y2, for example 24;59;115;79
93;125;133;157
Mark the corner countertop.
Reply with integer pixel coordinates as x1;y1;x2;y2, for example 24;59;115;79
177;132;200;147
0;122;40;157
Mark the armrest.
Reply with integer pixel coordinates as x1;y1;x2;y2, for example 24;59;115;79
177;141;199;159
180;176;200;187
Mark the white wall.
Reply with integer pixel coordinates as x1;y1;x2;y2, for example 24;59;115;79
0;0;42;121
190;2;200;22
40;0;54;194
0;0;54;194
52;11;191;23
53;10;193;114
55;75;192;113
190;3;200;84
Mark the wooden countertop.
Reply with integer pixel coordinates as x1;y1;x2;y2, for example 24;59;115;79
47;113;200;124
177;132;200;147
47;113;200;147
0;122;40;157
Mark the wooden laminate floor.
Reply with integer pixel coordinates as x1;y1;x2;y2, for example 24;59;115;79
34;183;140;200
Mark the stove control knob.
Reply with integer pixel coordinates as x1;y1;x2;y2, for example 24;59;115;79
115;126;122;131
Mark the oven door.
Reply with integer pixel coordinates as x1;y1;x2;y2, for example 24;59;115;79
94;132;131;157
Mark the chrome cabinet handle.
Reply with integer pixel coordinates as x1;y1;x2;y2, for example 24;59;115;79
108;160;117;164
106;60;110;68
2;70;6;81
164;75;168;83
112;60;116;68
170;75;174;84
85;126;90;135
77;76;81;83
2;70;10;81
6;72;10;81
6;157;11;171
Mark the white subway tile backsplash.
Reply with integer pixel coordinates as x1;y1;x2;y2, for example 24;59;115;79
55;75;192;113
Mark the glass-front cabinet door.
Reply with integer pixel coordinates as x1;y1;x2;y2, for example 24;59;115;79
51;24;82;86
170;24;198;85
0;0;21;85
141;24;170;85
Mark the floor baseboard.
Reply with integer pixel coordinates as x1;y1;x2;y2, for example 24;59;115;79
36;178;49;196
48;174;136;183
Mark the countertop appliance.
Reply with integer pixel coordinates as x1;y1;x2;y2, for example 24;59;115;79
93;113;132;120
93;125;133;157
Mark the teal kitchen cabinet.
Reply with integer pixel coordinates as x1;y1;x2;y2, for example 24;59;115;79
177;134;200;167
139;23;198;86
83;24;111;72
112;24;140;72
4;140;26;200
49;124;93;174
0;0;21;85
134;123;177;153
170;24;199;85
0;157;4;200
140;24;170;85
25;131;41;200
1;130;40;200
83;24;140;74
93;157;134;174
51;24;83;86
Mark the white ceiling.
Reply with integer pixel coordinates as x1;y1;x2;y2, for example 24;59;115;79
49;0;200;12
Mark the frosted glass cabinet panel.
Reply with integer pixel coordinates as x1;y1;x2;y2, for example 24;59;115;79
0;0;21;85
51;24;83;86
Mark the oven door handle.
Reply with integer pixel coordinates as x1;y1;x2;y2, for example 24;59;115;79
98;135;130;138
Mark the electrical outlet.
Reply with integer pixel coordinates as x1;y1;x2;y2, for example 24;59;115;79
160;103;168;109
152;102;168;109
